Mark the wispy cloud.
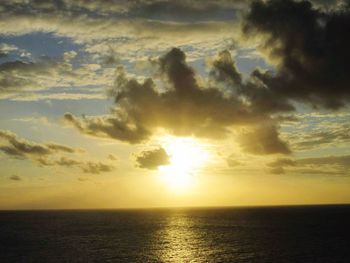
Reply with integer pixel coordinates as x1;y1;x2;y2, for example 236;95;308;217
0;129;114;174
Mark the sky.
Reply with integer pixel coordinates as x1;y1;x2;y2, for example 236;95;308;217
1;0;350;209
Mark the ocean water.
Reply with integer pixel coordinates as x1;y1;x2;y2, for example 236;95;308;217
1;205;350;263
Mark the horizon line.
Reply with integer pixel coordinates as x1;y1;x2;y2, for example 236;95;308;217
1;202;350;212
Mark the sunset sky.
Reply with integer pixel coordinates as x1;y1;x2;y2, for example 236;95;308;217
1;0;350;209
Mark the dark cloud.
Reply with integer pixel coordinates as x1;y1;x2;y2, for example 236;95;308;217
268;158;297;168
63;112;150;144
242;0;350;109
80;161;114;174
0;0;245;20
267;158;296;174
108;154;117;160
297;155;350;169
78;177;88;182
293;155;350;176
209;48;295;114
55;157;81;167
64;48;297;155
46;143;79;153
128;0;240;22
0;130;113;174
238;124;291;155
135;147;170;170
210;49;242;89
9;175;21;181
241;73;296;114
66;48;275;145
297;168;347;176
266;155;350;175
0;130;77;158
0;0;241;50
226;156;243;167
311;0;345;10
269;166;286;175
37;156;115;174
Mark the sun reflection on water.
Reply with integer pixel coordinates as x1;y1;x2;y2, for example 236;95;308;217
157;210;203;262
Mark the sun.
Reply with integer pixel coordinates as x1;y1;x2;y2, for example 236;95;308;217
158;136;209;192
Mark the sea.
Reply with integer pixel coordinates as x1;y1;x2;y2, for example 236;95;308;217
1;205;349;262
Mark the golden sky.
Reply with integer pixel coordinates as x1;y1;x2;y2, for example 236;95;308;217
1;0;350;209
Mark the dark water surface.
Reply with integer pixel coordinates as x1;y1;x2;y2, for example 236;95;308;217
1;205;350;262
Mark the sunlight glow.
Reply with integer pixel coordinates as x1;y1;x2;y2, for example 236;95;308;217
158;137;209;192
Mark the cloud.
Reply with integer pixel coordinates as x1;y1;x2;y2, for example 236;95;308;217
2;0;348;114
210;49;242;88
46;143;78;153
0;43;18;57
267;158;296;174
226;155;243;167
242;0;350;109
0;1;239;43
63;112;150;144
80;161;114;174
269;166;285;175
0;0;246;21
294;155;350;176
126;1;242;22
0;0;241;69
297;155;350;169
0;52;113;100
9;175;21;181
209;46;295;114
238;124;291;155
0;57;69;96
108;154;117;160
0;43;31;59
266;155;350;175
311;0;345;10
135;147;170;170
65;48;269;142
291;122;350;150
0;130;78;158
268;158;297;168
0;130;113;174
64;48;295;155
297;168;347;176
37;156;115;174
54;157;81;167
